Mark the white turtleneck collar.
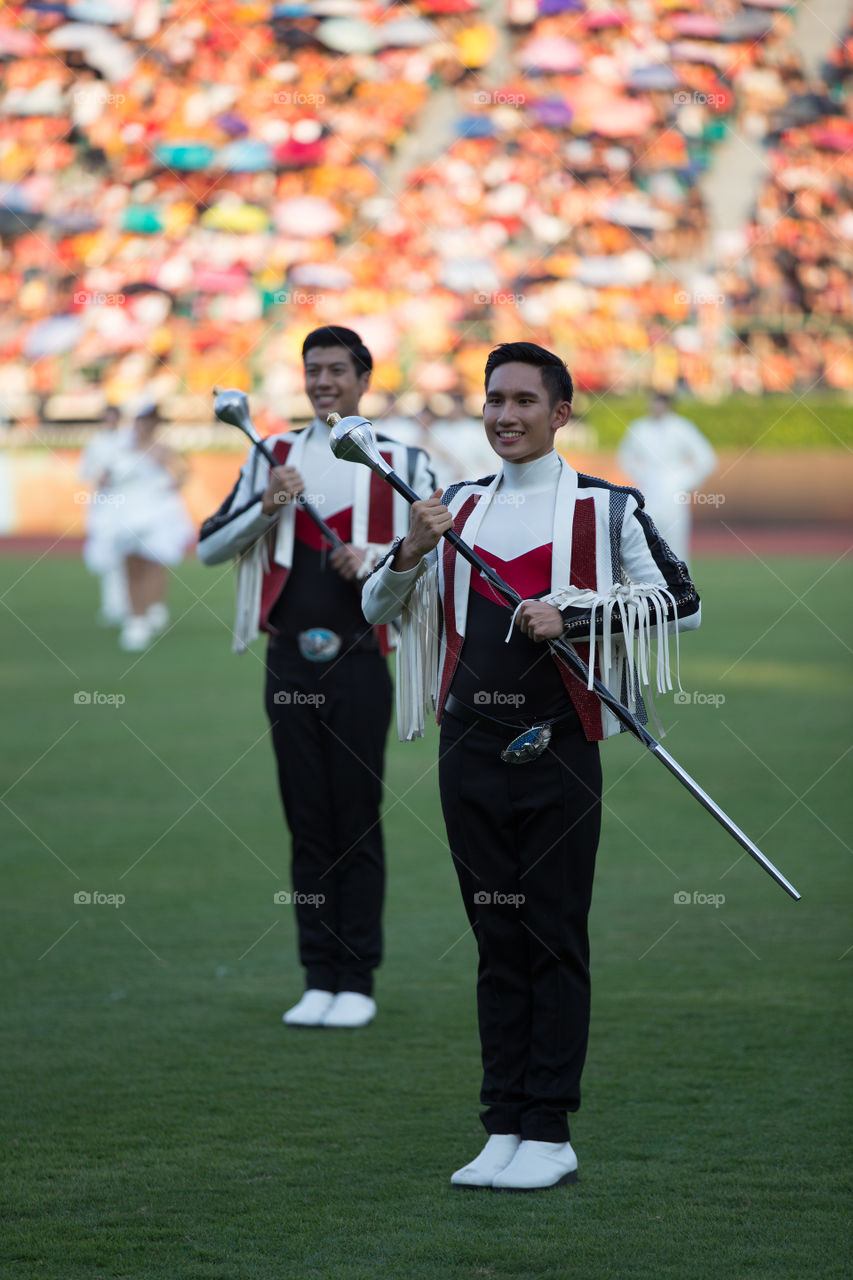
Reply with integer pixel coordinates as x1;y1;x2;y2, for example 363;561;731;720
500;449;563;492
476;449;562;559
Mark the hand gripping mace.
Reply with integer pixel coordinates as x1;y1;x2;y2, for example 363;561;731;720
212;388;345;550
328;412;801;901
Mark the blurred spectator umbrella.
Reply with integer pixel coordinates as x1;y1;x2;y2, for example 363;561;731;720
0;27;42;56
154;142;216;170
201;203;270;232
590;97;655;137
628;65;680;91
380;17;442;46
217;139;274;171
719;13;773;40
582;10;628;28
423;0;479;11
68;0;135;19
455;114;498;138
24;316;83;358
537;0;585;12
519;35;583;72
528;98;574;127
48;23;118;49
193;266;250;293
122;206;164;233
274;195;342;237
290;262;354;288
670;14;722;37
317;18;380;53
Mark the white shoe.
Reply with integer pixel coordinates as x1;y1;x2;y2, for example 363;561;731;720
492;1140;578;1191
119;616;152;651
146;602;170;634
321;992;376;1028
450;1134;521;1188
282;989;335;1027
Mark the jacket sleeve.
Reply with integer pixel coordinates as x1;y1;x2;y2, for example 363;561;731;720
362;542;437;624
197;445;279;566
560;494;701;637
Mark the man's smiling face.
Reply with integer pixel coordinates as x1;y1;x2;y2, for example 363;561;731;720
483;362;571;464
303;345;370;422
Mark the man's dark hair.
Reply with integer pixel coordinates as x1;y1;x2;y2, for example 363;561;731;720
302;325;373;376
484;342;573;408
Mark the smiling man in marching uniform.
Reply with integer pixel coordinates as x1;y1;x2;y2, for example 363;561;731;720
362;342;701;1188
198;326;434;1029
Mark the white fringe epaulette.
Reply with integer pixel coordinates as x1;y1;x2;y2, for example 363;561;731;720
233;536;270;654
506;581;683;712
395;559;440;741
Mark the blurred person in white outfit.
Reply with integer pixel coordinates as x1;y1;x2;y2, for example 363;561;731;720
79;404;130;626
110;401;194;651
617;394;716;562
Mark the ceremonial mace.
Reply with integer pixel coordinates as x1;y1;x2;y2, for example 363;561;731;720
212;388;345;550
328;411;801;902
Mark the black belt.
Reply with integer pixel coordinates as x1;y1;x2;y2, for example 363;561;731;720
444;693;578;740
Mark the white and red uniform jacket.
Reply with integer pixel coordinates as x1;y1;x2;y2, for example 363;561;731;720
362;452;701;742
198;418;435;653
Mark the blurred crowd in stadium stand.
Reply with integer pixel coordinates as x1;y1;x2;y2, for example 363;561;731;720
0;0;850;431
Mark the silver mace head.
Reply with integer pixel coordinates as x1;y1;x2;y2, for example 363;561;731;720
212;387;258;442
327;412;391;478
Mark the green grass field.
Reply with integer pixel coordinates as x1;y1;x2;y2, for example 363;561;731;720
1;549;851;1280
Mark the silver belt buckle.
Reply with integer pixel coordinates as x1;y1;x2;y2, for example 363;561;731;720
501;724;552;764
297;628;342;663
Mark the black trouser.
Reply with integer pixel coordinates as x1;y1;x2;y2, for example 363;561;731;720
265;641;393;997
439;713;602;1143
